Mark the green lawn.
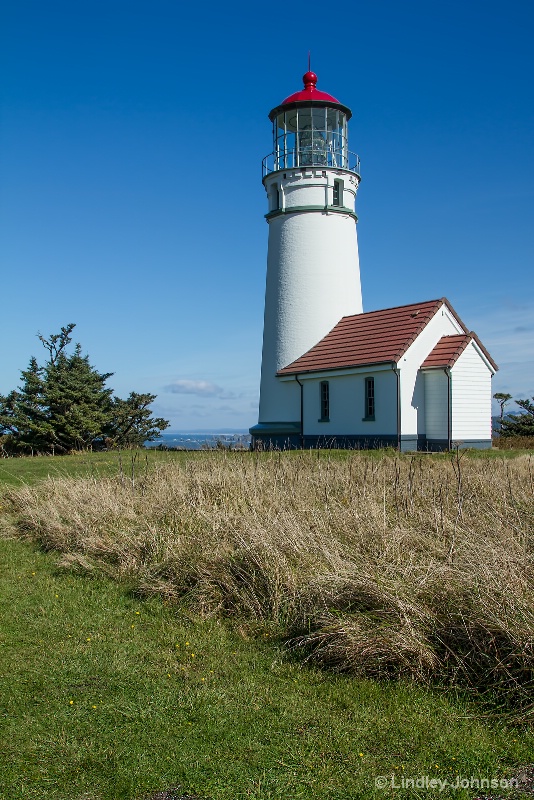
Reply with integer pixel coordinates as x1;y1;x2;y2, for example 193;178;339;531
0;451;533;799
0;444;531;492
0;449;187;488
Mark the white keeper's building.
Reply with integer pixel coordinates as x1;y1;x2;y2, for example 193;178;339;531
250;71;497;451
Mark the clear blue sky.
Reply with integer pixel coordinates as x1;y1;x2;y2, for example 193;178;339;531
2;0;533;431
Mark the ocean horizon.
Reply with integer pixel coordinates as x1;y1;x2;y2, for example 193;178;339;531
146;430;252;450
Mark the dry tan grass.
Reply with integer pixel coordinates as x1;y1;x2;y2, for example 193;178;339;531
494;435;534;450
3;450;533;714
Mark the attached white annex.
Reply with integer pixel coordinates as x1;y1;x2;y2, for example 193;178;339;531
250;72;497;451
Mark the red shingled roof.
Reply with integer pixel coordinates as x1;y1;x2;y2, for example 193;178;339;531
278;298;460;376
421;333;498;371
420;334;471;368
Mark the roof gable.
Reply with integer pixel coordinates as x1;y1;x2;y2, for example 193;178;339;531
277;298;463;376
421;333;498;372
421;334;471;369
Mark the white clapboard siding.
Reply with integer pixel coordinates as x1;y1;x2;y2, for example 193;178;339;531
451;342;493;440
424;369;449;439
302;368;398;436
400;304;463;435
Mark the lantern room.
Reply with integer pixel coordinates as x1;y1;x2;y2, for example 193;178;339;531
262;71;360;176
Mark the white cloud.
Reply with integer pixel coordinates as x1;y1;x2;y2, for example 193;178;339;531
164;379;225;397
163;379;242;400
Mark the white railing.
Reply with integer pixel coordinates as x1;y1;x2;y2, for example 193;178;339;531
262;150;360;177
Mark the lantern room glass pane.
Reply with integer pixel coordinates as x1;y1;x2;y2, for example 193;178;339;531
273;107;348;170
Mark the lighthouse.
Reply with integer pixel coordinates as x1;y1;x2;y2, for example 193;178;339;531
249;71;497;451
250;71;363;447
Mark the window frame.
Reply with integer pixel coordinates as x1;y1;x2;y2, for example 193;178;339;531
363;377;375;421
333;179;343;207
270;183;280;211
319;380;330;422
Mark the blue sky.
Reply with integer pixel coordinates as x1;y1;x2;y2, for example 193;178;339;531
2;0;533;430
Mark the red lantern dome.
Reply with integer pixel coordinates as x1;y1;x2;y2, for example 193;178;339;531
281;71;341;105
269;71;351;122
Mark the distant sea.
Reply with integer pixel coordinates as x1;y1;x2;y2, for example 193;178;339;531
145;431;251;450
147;419;504;450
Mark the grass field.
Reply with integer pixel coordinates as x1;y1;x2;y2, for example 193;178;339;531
0;449;190;487
0;448;533;800
0;440;531;488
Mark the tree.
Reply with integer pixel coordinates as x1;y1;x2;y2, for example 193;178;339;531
0;358;51;452
43;343;114;452
38;323;76;365
493;392;512;420
0;390;21;437
498;397;534;438
0;389;25;453
13;357;52;451
105;392;170;447
1;324;170;454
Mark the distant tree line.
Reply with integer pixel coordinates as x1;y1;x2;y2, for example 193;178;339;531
0;324;169;455
493;392;534;437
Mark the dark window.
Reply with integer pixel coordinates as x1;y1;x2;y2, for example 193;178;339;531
270;183;279;211
364;377;375;419
333;179;343;207
319;381;330;421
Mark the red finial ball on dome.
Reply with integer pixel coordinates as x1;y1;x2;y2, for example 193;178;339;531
278;70;344;109
303;71;318;89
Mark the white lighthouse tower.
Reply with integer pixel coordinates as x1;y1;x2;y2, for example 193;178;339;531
250;70;363;447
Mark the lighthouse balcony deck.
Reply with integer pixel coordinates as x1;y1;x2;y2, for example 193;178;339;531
262;150;361;178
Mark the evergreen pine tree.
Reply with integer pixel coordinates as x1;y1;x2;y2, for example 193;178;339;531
105;392;170;447
15;356;53;451
43;344;113;452
493;392;513;420
499;398;534;437
1;324;170;454
0;390;22;451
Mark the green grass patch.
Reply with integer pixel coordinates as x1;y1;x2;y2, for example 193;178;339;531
0;444;531;493
0;536;532;800
0;449;189;488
